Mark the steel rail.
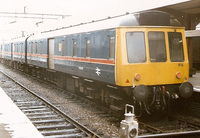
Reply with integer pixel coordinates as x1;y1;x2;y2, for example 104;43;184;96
139;130;200;137
139;122;166;134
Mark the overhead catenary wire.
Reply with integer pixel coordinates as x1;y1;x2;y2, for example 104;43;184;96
0;12;71;20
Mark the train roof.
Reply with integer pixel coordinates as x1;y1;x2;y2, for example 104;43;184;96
29;11;182;40
3;37;27;44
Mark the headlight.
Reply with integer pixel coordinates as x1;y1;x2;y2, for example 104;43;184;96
176;72;181;79
134;73;141;81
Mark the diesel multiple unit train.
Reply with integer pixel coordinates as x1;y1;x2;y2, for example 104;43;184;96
0;11;193;115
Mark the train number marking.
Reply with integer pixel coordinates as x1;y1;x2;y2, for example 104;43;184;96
178;63;184;67
95;67;101;76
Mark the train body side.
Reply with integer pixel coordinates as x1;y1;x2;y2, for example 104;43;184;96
13;39;26;64
1;38;27;68
1;41;12;66
27;38;48;68
27;29;116;84
53;30;116;84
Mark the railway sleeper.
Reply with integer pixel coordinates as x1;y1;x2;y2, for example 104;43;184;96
41;128;81;136
28;115;59;120
19;105;46;109
44;133;84;138
36;124;74;130
32;119;66;124
26;112;54;116
15;101;42;105
22;108;50;112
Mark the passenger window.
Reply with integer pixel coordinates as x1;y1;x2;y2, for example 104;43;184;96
109;37;115;59
126;32;146;63
40;41;43;54
73;40;77;57
86;40;90;57
17;44;19;53
33;42;37;54
148;32;166;62
15;44;17;52
168;32;184;62
30;42;32;53
62;39;66;56
35;42;38;54
14;44;16;52
19;43;22;53
33;43;35;54
18;44;20;52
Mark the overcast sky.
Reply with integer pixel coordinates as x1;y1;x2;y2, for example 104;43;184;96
0;0;122;40
0;0;190;40
0;0;110;15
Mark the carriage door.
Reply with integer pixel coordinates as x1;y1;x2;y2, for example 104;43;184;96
48;39;55;69
11;43;14;60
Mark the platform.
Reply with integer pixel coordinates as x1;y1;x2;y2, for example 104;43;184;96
0;87;43;138
189;71;200;92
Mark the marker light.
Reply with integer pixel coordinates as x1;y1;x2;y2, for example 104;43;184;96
134;73;140;81
176;72;181;79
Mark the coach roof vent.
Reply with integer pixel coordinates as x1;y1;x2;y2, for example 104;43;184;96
138;11;170;26
118;11;180;27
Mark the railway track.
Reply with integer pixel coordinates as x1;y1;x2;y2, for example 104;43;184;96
1;65;200;137
138;114;200;137
0;71;101;138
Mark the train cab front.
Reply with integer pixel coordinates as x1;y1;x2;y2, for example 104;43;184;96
115;27;193;115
